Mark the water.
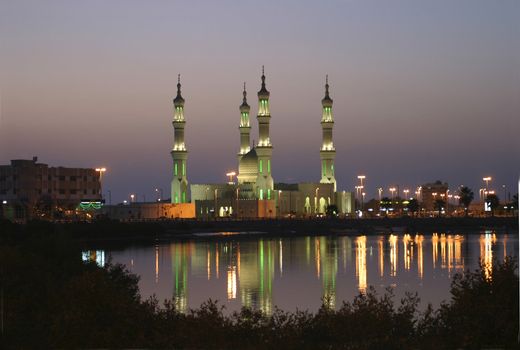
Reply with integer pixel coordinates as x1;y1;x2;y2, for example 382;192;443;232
83;231;518;314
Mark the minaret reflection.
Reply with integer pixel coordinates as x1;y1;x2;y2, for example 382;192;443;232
317;237;338;309
355;236;367;293
239;239;274;314
480;233;496;280
315;237;321;278
171;242;191;313
389;235;398;277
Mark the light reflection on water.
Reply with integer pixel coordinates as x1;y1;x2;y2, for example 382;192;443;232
83;232;517;314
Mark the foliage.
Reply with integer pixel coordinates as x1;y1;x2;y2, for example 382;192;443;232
406;199;419;215
458;186;474;216
486;194;500;216
1;228;519;349
433;199;445;217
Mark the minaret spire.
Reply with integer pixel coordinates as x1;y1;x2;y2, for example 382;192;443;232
255;66;274;204
320;75;336;191
238;81;252;161
171;74;189;204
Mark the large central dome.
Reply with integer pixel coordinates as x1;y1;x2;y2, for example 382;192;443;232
237;148;258;184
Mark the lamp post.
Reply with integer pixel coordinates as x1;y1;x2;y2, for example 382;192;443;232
226;171;236;185
315;187;319;214
389;187;396;200
278;190;282;218
130;194;135;203
214;189;218;219
378;187;383;201
95;167;106;200
403;189;409;199
236;187;240;219
361;192;366;211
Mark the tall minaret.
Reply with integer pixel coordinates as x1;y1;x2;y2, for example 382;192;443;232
320;75;336;191
255;66;274;200
238;82;251;163
171;74;189;203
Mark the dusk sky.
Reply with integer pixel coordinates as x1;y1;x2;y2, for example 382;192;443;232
1;0;519;203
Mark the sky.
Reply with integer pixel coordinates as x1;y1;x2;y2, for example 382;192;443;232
1;0;519;203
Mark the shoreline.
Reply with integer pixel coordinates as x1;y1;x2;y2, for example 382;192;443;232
3;216;516;246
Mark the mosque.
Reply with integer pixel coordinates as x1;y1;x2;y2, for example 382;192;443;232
171;68;354;219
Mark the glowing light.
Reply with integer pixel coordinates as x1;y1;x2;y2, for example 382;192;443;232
227;266;237;300
355;236;367;293
389;235;398;276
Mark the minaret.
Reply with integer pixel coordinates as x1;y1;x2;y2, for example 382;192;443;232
255;66;274;200
171;74;189;203
320;75;336;191
238;82;251;162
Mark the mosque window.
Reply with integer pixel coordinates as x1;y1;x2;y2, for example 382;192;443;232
174;163;178;176
267;160;270;174
267;189;271;200
182;191;186;203
182;162;186;176
259;189;264;200
322;160;326;176
259;160;263;173
174;194;179;203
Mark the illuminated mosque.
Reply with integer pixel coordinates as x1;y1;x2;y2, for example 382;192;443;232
171;68;354;218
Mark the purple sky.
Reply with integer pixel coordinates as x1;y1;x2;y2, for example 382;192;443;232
1;0;519;203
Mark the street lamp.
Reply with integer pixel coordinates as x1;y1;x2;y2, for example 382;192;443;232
482;177;492;191
378;187;383;201
361;192;366;210
403;189;409;199
278;190;282;217
95;167;107;199
315;187;319;214
226;171;236;184
389;187;396;200
130;194;135;203
155;188;163;202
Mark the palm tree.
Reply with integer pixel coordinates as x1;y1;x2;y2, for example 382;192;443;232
434;199;445;217
458;186;474;216
486;194;500;217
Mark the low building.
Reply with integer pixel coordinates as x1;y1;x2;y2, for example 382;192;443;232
0;157;101;221
102;202;195;220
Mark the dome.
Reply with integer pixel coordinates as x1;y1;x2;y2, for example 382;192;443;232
322;77;333;107
238;148;258;183
257;67;270;100
174;75;185;106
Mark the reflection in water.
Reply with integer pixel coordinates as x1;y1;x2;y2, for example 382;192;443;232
415;235;424;279
480;233;496;280
319;237;338;308
389;235;398;277
81;250;105;267
100;232;517;314
378;238;384;277
171;243;190;313
356;236;367;293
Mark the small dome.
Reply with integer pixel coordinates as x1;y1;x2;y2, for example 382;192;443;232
321;77;333;107
239;148;258;178
257;67;270;100
174;75;185;106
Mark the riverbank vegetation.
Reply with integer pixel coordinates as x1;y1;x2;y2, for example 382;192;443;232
0;221;518;349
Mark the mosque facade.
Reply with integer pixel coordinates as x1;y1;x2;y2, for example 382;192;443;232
171;69;354;218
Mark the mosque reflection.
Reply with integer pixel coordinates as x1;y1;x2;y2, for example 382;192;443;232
95;231;516;314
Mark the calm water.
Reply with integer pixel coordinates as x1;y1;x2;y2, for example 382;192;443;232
84;231;518;314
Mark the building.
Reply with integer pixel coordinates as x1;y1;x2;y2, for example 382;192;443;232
0;157;101;220
421;181;449;212
172;68;354;219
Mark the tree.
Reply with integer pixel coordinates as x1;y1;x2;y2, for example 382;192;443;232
406;199;419;216
434;199;445;217
485;194;500;217
458;186;474;216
